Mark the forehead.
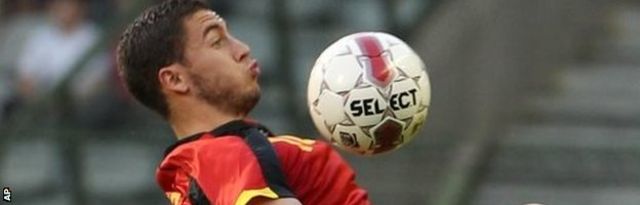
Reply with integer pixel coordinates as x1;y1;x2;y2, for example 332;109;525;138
185;9;223;28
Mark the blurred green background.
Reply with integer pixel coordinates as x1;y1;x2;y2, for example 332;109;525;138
1;0;639;204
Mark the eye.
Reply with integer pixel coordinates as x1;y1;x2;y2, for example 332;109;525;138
210;38;222;47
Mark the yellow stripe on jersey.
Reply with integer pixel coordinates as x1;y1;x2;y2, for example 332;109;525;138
278;135;316;146
235;187;279;205
268;136;316;152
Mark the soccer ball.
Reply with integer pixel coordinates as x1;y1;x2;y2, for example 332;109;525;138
307;32;431;155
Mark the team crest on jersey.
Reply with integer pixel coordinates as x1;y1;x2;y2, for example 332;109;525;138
166;192;183;205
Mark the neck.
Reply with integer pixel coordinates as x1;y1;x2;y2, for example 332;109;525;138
168;103;242;140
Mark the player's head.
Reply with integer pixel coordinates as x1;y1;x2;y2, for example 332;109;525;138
49;0;87;30
117;0;261;119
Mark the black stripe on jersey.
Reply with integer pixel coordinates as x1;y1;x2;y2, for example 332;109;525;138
189;177;211;205
242;127;295;198
211;120;254;136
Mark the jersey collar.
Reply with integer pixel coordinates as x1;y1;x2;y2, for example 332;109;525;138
163;119;274;157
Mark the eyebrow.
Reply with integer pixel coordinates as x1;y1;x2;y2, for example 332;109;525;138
202;23;221;39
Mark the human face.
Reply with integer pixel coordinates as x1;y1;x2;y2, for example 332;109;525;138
181;9;261;116
50;0;84;30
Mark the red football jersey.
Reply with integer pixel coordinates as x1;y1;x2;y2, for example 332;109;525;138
156;120;371;205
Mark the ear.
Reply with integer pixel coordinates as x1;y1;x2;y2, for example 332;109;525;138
158;64;190;94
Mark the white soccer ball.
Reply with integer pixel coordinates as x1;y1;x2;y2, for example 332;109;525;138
307;32;431;155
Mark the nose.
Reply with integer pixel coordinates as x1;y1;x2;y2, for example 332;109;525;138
231;36;251;62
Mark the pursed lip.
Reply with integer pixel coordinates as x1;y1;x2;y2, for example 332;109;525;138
249;60;260;77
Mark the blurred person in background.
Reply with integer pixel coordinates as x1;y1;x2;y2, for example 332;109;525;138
16;0;108;105
117;0;370;204
14;0;113;126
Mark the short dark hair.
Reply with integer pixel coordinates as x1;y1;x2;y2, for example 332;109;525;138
117;0;208;118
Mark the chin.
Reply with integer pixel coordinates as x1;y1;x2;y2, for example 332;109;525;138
239;86;261;116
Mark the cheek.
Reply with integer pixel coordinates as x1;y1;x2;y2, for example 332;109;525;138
207;67;244;90
190;50;249;85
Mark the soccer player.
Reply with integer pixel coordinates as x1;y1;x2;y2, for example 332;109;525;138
116;0;371;204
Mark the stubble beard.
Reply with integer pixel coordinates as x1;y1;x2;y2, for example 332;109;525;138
191;73;260;117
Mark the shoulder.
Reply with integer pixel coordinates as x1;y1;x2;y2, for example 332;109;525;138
165;133;252;156
268;135;342;168
20;24;54;51
77;22;101;40
160;134;254;171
